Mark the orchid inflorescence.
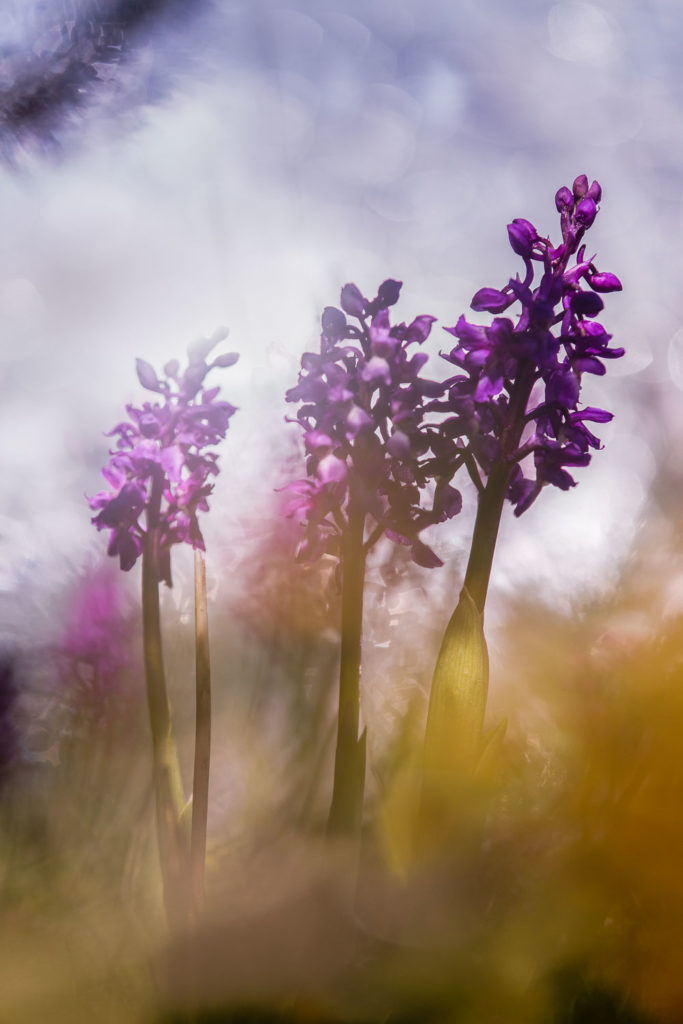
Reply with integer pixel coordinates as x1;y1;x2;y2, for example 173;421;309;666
285;176;622;579
89;332;238;584
433;174;623;516
285;280;464;569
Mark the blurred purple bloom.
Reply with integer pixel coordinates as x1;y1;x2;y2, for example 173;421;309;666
60;567;137;696
285;281;460;567
88;333;238;581
434;176;622;514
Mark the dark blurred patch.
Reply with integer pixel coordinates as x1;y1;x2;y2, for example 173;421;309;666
0;0;208;160
0;651;20;783
552;972;656;1024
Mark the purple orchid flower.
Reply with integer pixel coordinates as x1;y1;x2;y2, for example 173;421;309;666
285;280;461;568
88;333;238;583
433;175;623;515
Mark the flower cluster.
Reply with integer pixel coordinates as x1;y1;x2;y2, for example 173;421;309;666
89;333;238;583
436;175;623;514
285;281;463;567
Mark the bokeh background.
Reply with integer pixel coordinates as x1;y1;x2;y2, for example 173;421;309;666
1;0;677;633
3;2;683;1022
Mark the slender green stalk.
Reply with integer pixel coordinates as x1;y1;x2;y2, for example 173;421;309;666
327;499;367;837
191;548;211;919
141;469;189;931
422;368;537;803
462;366;536;613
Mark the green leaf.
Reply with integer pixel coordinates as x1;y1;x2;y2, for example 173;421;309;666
423;585;489;777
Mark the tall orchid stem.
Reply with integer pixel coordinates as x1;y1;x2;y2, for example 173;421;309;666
191;548;211;920
423;368;536;788
327;499;367;837
463;366;536;614
142;535;189;931
420;371;536;847
141;469;189;931
462;461;511;615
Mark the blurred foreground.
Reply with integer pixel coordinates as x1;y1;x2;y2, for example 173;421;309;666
2;492;683;1024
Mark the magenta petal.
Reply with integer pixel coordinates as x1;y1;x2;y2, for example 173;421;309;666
471;287;510;313
160;445;184;483
340;283;365;318
589;272;622;293
317;454;348;486
411;539;443;569
405;315;436;344
361;356;392;386
346;406;373;438
507;218;537;257
136;357;164;392
387;431;411;459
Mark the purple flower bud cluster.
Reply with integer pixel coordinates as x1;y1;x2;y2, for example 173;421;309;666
435;175;623;515
285;281;463;568
89;333;238;582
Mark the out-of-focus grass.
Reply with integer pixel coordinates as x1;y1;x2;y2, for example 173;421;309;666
4;506;683;1021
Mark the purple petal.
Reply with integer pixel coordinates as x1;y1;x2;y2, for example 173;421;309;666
321;306;347;338
304;431;333;452
435;483;462;519
587;180;602;201
345;406;373;437
405;315;436;344
572;174;589;198
589;272;622;293
546;371;580;408
576;406;613;423
471;287;510;313
160;445;184;483
340;283;366;318
387;430;411;458
377;279;402;307
573;356;606;375
507;218;537;257
136;358;164;393
411;539;443;569
317;454;348;486
571;290;604;317
555;186;573;212
212;352;240;367
361;356;392;386
575;197;597;227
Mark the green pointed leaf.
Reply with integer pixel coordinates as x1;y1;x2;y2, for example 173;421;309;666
423;585;489;776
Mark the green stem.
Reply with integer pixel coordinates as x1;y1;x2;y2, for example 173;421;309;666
191;547;211;920
327;499;367;837
141;469;189;931
422;368;536;790
463;366;537;614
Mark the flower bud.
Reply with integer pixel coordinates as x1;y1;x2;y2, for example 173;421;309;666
575;197;597;227
572;174;589;198
340;283;366;318
587;179;602;202
589;271;622;292
555;186;573;212
507;218;537;257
